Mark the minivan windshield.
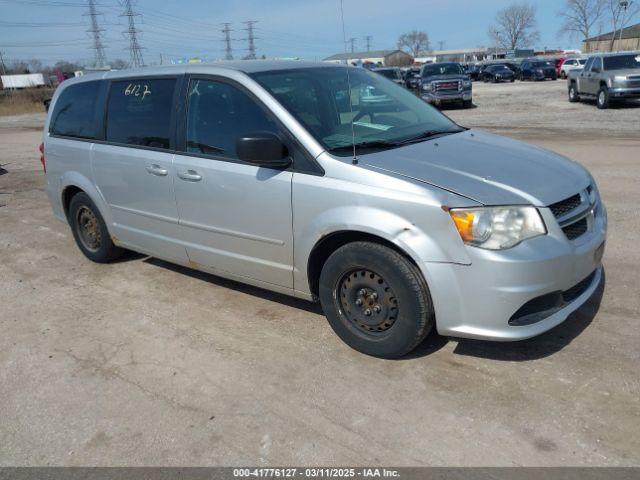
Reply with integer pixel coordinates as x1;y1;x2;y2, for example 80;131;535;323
421;63;464;77
252;67;463;156
603;54;640;70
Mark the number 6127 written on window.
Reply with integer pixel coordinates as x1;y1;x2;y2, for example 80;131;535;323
124;83;151;101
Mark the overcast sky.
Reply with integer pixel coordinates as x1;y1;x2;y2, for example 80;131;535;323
0;0;626;66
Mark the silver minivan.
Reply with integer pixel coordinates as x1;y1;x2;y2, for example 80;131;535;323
43;61;607;358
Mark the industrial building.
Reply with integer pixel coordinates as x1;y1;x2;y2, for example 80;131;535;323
323;49;413;67
582;23;640;53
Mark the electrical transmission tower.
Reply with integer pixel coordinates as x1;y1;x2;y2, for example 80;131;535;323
120;0;144;68
221;23;233;60
438;40;446;51
364;35;372;52
348;37;356;53
242;20;258;60
84;0;107;68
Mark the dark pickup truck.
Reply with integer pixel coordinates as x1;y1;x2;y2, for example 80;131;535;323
418;62;472;108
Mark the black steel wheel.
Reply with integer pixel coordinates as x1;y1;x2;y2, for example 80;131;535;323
68;192;124;263
337;268;399;334
319;241;434;358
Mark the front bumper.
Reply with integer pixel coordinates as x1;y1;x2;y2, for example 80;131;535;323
421;203;607;341
421;90;472;104
610;87;640;98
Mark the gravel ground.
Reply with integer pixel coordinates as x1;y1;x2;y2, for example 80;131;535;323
1;80;639;466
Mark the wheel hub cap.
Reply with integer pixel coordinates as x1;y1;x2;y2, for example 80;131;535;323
337;269;398;333
77;206;101;251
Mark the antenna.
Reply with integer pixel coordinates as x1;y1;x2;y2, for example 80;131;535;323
339;0;358;164
242;20;258;60
221;23;233;60
121;0;145;68
84;0;107;68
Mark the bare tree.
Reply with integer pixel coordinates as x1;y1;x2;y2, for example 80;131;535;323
558;0;606;40
605;0;640;51
397;30;430;57
489;2;540;50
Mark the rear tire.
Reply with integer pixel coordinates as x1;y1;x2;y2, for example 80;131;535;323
568;83;580;103
68;192;124;263
597;86;610;109
561;71;567;79
319;242;434;359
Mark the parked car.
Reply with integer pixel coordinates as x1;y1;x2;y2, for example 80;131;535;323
568;52;640;109
405;67;422;89
519;60;558;81
419;62;473;108
560;58;587;79
464;64;482;81
481;64;516;83
42;61;606;358
554;58;567;77
372;67;404;86
502;62;521;77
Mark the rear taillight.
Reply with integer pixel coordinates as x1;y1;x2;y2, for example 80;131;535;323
39;142;46;173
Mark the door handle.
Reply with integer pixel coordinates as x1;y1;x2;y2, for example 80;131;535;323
177;170;202;182
145;164;168;176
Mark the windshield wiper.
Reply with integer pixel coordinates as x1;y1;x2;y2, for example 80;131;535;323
328;140;400;153
395;129;464;146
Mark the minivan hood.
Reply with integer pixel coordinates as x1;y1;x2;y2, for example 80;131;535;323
359;130;590;206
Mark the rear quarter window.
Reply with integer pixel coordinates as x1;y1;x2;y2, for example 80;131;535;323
106;78;177;150
50;81;103;139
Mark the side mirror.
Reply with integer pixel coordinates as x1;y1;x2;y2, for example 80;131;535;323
236;133;291;168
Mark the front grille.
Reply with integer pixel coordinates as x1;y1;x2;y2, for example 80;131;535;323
509;269;598;326
549;194;581;217
435;81;460;92
562;218;588;240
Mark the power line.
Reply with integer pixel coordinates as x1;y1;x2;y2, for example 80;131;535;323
347;37;356;53
221;22;233;60
120;0;144;67
84;0;107;68
242;20;258;60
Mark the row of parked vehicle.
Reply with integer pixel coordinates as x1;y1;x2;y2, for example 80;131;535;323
369;51;640;110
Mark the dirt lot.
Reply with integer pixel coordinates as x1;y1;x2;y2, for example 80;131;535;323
1;80;639;466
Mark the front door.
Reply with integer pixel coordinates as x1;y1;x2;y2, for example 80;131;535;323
92;77;188;263
173;77;294;288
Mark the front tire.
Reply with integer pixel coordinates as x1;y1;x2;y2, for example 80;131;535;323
463;99;473;108
597;86;610;109
68;192;124;263
319;242;434;358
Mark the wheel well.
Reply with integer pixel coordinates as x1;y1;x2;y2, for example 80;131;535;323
61;185;83;218
307;231;419;297
600;81;607;88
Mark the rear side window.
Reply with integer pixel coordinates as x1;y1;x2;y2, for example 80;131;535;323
50;81;102;139
106;78;176;150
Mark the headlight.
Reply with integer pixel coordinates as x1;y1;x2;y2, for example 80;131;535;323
463;80;472;88
450;206;546;250
612;75;627;85
430;82;437;92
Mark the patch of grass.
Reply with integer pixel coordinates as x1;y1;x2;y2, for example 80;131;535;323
0;88;53;117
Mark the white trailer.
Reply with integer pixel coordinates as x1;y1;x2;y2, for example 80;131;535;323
1;73;46;89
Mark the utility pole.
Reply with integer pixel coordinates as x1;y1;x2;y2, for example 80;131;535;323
364;35;372;52
242;20;258;60
85;0;107;68
0;51;7;75
348;37;356;53
221;23;233;60
121;0;145;68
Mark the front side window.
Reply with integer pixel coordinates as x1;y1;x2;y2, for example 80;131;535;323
604;54;640;71
106;78;176;150
50;81;102;139
252;67;462;156
185;79;280;159
584;57;595;72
